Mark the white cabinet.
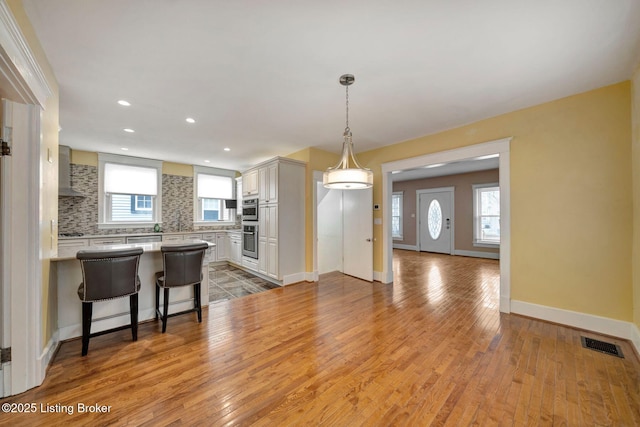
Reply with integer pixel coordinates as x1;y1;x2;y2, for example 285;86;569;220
236;177;243;205
162;234;184;242
184;233;203;241
216;233;228;261
258;204;278;279
258;162;278;204
245;157;304;284
90;237;126;246
242;169;258;196
228;232;242;265
58;239;88;248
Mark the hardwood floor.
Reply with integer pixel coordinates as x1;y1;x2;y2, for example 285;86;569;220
2;250;639;426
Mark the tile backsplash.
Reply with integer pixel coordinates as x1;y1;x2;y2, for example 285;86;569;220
58;164;240;236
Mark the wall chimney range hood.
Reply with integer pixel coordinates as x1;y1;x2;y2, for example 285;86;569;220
58;145;84;197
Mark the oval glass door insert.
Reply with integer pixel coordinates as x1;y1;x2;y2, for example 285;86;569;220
428;199;442;239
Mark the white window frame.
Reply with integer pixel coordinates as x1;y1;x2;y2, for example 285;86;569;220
473;182;500;247
98;153;163;229
392;191;403;240
193;165;236;226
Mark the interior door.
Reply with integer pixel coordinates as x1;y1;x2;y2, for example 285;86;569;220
419;189;454;254
0;100;5;397
343;188;373;281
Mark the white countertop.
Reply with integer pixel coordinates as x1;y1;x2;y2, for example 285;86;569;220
58;229;243;240
53;239;215;261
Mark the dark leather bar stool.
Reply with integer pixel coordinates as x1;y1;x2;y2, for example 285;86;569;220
155;242;208;333
76;247;144;356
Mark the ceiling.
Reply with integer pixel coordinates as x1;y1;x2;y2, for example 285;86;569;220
23;0;640;173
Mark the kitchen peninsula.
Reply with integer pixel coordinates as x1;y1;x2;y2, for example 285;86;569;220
52;239;215;340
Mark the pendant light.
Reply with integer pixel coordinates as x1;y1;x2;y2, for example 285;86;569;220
323;74;373;190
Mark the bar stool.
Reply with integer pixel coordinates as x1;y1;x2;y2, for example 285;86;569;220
155;242;208;333
76;247;144;356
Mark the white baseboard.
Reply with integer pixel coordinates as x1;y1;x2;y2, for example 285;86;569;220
58;300;198;340
37;331;59;385
305;271;319;282
393;244;419;251
454;249;500;260
283;272;306;285
511;300;640;355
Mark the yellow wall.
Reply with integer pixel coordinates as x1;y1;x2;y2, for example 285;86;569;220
307;82;633;322
632;66;640;330
70;150;215;178
7;0;60;347
70;149;97;166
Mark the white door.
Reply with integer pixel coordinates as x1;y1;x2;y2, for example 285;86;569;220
1;99;40;396
343;188;373;281
418;189;454;254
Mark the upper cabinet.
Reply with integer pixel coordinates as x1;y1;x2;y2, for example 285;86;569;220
258;162;278;204
243;169;258;197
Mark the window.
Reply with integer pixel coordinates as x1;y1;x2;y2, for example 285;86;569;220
98;154;162;228
473;183;500;246
194;166;236;224
391;191;403;239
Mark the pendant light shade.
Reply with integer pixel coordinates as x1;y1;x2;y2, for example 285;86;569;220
323;74;373;190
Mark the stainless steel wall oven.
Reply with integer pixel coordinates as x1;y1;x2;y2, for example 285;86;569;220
242;198;258;221
242;223;258;259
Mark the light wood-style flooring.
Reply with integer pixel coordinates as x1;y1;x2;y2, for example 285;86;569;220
1;250;639;425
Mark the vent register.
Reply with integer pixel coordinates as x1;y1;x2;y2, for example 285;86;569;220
581;336;624;358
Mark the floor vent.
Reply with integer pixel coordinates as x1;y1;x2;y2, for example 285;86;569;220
581;336;624;358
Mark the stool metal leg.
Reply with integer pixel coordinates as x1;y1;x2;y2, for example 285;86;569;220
162;288;170;333
155;283;160;320
130;294;138;341
194;283;202;323
81;302;93;356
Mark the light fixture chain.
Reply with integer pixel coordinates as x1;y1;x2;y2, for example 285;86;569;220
345;84;349;132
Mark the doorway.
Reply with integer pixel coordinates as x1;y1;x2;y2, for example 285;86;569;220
314;172;373;282
381;137;511;313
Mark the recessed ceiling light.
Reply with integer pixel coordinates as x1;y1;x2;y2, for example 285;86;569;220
186;118;196;124
123;128;135;133
223;147;231;152
117;100;131;106
121;147;129;151
204;160;210;163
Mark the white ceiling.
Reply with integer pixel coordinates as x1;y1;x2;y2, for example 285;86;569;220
23;0;640;173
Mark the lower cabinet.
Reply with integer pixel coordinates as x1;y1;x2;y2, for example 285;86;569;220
228;232;242;265
216;233;228;261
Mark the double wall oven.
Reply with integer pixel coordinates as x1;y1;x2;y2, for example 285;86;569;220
242;198;259;258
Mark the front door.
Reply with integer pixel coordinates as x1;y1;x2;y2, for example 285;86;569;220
418;188;454;254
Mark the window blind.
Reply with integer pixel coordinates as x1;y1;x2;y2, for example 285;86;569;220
197;173;233;199
104;163;158;195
